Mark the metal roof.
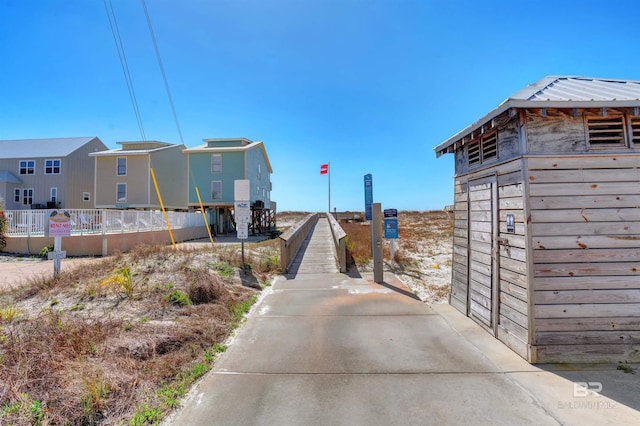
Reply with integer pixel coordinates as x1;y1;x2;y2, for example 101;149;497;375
0;137;102;159
183;139;273;173
434;76;640;155
89;141;183;157
0;170;22;184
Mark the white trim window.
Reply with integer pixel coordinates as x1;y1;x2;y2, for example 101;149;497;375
83;192;91;202
211;154;222;173
22;188;34;206
50;187;57;202
19;160;35;175
14;188;20;203
45;159;61;174
117;157;127;176
117;183;127;202
211;180;222;200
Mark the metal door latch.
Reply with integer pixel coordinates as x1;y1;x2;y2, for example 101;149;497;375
497;238;510;255
497;237;509;246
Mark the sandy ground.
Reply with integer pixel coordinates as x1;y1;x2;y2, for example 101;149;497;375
1;211;453;300
277;211;453;303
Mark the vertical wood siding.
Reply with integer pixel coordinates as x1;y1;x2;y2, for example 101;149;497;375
528;154;640;362
451;159;528;359
469;181;493;328
496;178;528;357
450;179;469;314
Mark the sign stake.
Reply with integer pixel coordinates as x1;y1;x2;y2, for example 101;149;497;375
53;236;61;278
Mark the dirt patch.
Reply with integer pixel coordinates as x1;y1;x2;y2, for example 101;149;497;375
0;211;452;424
0;243;266;425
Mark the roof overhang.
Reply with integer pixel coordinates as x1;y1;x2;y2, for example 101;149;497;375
89;144;184;157
183;140;273;173
434;76;640;157
0;170;23;184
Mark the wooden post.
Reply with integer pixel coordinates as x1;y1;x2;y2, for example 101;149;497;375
53;235;61;278
372;203;383;283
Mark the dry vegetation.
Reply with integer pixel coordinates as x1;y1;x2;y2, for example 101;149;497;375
279;210;454;302
0;242;280;425
341;210;454;302
0;210;452;425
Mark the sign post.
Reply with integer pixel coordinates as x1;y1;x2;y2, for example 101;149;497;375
372;203;383;283
384;208;399;260
364;174;373;221
234;180;251;266
47;210;71;278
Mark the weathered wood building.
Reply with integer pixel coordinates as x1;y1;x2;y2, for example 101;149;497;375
435;76;640;363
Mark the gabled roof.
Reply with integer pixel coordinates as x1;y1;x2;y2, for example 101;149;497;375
0;137;102;159
0;170;22;184
434;76;640;156
183;138;273;173
89;141;183;156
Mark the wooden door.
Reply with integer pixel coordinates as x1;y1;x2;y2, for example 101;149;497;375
468;176;498;332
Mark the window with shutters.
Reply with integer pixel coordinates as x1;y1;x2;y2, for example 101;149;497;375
587;116;627;149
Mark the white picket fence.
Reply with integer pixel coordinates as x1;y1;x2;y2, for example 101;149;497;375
3;209;205;236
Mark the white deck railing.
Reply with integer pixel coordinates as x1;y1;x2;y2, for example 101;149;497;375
3;209;205;237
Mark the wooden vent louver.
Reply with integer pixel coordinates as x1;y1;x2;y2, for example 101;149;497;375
630;117;640;145
588;116;625;147
468;142;480;166
481;132;497;161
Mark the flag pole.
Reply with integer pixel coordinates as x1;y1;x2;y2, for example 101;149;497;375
328;161;331;213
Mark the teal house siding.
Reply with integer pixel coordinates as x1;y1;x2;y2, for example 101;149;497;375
188;151;245;204
183;137;274;234
245;145;271;207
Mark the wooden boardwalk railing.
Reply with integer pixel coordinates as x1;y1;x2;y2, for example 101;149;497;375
278;213;348;275
278;213;319;273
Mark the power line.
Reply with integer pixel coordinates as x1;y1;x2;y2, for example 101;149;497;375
141;0;185;146
103;0;146;141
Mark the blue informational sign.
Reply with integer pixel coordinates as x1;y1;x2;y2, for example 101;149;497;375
384;208;398;239
364;174;373;220
384;219;398;239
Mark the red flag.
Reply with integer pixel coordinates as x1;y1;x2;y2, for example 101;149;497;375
320;164;329;175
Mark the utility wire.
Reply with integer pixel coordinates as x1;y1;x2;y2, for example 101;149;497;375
141;0;185;145
103;0;146;141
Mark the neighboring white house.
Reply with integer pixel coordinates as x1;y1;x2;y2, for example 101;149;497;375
0;137;107;210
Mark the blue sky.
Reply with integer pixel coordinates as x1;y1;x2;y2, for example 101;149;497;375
1;0;639;212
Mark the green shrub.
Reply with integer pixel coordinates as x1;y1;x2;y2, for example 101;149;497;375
210;261;234;277
164;290;192;306
0;210;7;250
39;244;54;259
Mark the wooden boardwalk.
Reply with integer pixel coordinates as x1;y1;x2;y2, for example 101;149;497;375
285;217;339;275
